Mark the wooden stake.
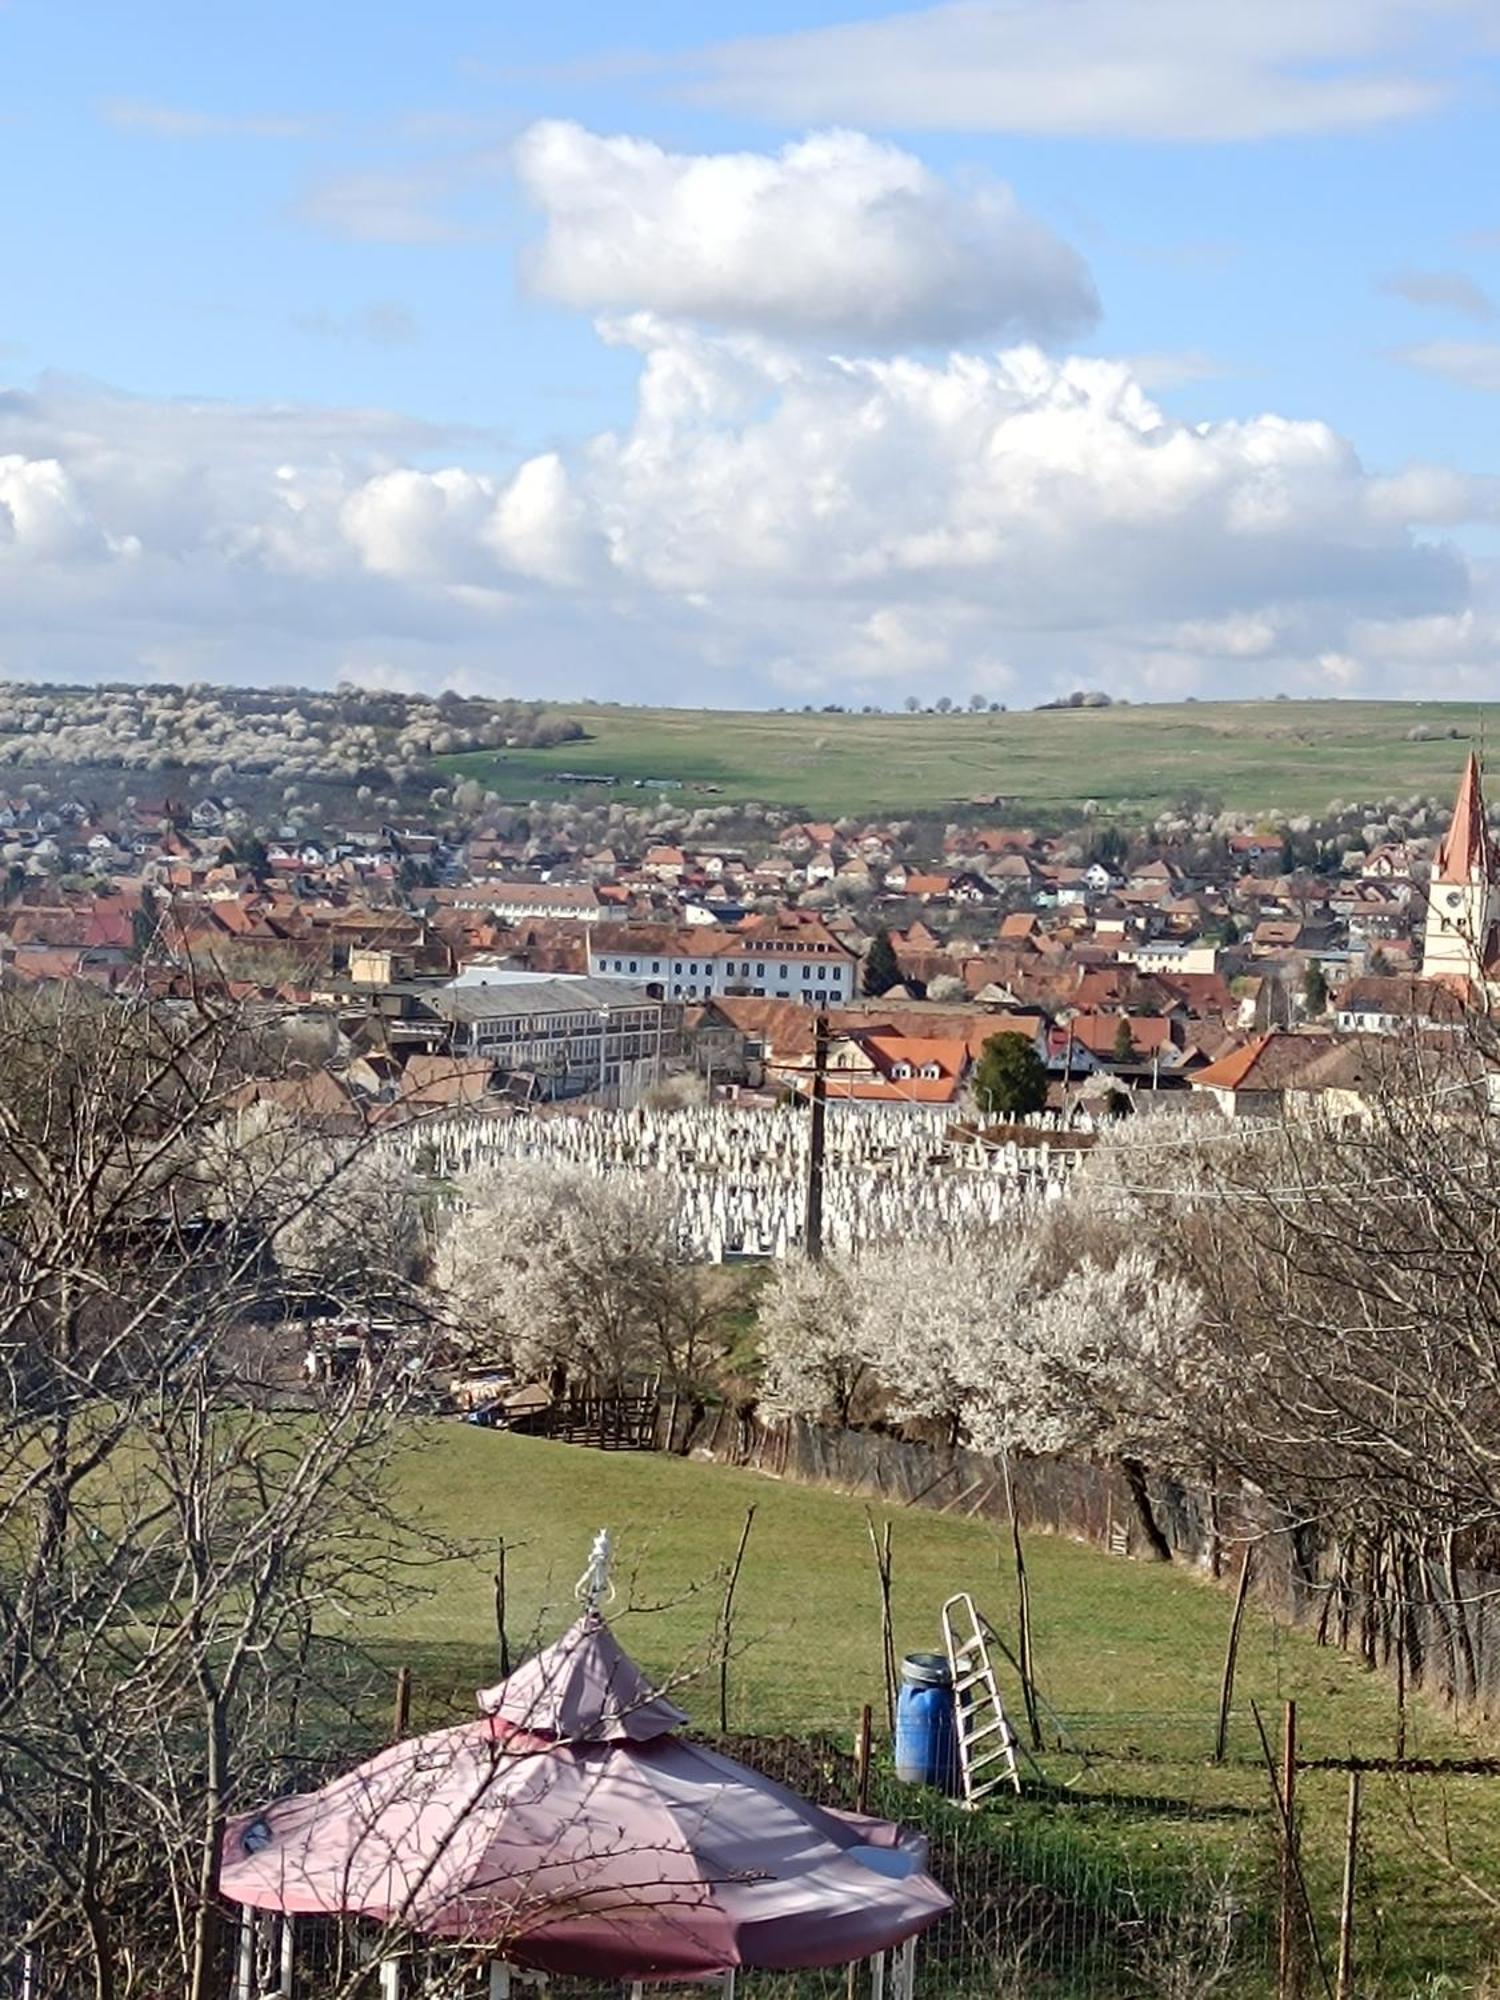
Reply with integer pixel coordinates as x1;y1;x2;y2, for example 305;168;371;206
1279;1699;1300;2000
718;1505;756;1735
1002;1453;1042;1750
1335;1770;1360;2000
1214;1545;1254;1764
804;1010;829;1260
866;1512;897;1733
855;1702;873;1814
493;1537;511;1680
390;1665;412;1742
845;1712;870;2000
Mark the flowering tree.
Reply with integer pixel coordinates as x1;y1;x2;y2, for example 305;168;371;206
433;1159;693;1390
754;1211;1208;1479
852;1235;1039;1447
980;1247;1206;1473
273;1142;426;1295
757;1255;869;1425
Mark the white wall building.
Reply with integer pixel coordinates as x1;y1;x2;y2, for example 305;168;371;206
431;971;678;1099
589;923;857;1006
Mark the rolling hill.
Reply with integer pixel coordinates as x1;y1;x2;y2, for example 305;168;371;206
440;698;1489;821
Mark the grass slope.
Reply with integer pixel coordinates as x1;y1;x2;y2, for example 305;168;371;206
372;1433;1494;1991
387;1429;1440;1759
441;699;1492;820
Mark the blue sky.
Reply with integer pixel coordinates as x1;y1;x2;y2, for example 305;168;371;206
1;0;1498;705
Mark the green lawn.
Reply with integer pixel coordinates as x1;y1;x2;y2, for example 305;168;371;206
383;1427;1432;1758
367;1430;1500;1992
439;698;1490;820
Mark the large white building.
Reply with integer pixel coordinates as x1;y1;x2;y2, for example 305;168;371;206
430;971;679;1100
430;881;603;924
588;921;857;1006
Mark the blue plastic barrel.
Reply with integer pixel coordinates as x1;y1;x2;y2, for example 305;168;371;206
894;1651;957;1792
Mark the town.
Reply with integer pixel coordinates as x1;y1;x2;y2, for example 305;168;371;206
8;2;1500;1988
0;681;1478;1139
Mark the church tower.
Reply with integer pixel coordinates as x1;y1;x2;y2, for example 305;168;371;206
1423;754;1500;988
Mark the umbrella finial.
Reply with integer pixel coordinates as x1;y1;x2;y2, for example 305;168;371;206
576;1527;615;1614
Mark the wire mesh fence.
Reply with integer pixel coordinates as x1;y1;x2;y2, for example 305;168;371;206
10;1714;1500;1997
717;1722;1500;1999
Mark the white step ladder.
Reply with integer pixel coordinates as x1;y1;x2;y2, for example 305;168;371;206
941;1592;1022;1807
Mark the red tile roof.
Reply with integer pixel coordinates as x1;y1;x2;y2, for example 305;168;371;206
1435;753;1495;885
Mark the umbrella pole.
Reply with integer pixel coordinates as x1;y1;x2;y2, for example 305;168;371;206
486;1965;511;2000
894;1936;917;2000
233;1913;254;2000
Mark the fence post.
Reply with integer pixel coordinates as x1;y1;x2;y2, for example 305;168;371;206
494;1538;511;1680
1002;1451;1043;1750
1335;1769;1360;2000
1278;1700;1300;2000
856;1703;873;1813
390;1664;412;1742
718;1505;756;1735
866;1513;897;1733
1214;1545;1254;1763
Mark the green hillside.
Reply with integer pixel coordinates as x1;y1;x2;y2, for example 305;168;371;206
359;1433;1495;1991
382;1429;1450;1760
440;698;1489;820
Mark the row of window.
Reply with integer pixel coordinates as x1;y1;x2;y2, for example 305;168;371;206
600;955;848;986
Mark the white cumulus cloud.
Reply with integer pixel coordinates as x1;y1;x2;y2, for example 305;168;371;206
514;121;1097;346
0;344;1494;705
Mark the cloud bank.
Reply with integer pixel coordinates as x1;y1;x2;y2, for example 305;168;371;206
0;332;1492;705
1396;340;1500;393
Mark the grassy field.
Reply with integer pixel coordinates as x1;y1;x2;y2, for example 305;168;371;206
384;1427;1432;1756
439;698;1493;820
367;1430;1500;1992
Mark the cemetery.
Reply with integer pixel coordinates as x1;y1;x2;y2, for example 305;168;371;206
389;1102;1085;1260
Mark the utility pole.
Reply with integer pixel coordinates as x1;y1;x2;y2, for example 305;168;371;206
804;1009;829;1261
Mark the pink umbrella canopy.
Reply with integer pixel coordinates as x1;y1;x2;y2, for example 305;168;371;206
221;1614;950;1979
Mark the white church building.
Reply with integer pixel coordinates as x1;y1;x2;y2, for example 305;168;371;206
1423;753;1500;991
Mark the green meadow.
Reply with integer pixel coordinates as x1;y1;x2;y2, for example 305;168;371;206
440;698;1491;819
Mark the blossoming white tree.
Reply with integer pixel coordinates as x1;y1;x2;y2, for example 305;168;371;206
757;1255;869;1425
273;1143;426;1293
754;1222;1207;1477
861;1235;1038;1445
974;1247;1205;1462
433;1158;692;1390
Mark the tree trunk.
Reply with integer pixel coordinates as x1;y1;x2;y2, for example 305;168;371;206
188;1699;231;2000
1119;1456;1173;1562
1445;1529;1478;1704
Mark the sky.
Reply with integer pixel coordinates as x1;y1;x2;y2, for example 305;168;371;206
1;0;1499;709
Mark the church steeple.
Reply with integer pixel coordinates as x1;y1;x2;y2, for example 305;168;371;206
1424;754;1500;987
1434;752;1494;886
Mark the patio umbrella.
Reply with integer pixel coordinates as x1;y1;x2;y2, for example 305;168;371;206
220;1612;950;1980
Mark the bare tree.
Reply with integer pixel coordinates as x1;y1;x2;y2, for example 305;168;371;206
0;983;445;2000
